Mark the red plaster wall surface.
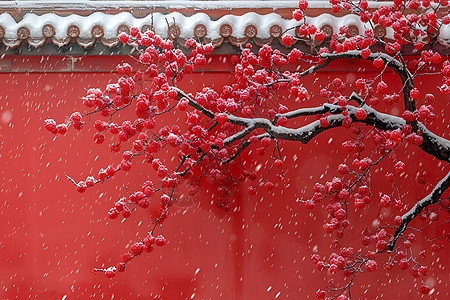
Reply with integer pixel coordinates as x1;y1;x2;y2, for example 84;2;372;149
0;55;448;299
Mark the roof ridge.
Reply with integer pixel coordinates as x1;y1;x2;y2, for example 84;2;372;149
0;10;448;51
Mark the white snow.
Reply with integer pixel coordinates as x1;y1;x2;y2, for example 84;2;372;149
0;1;399;10
0;11;391;40
0;2;448;48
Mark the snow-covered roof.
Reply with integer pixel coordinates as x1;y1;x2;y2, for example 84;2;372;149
0;1;449;50
0;1;395;10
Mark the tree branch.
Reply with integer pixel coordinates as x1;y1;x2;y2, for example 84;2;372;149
349;93;450;162
320;50;416;112
175;86;450;162
387;170;450;251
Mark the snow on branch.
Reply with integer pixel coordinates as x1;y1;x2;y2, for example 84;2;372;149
388;170;450;251
321;50;416;112
176;85;450;163
349;93;450;162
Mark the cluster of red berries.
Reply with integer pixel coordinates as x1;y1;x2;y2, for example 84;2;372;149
43;2;450;298
100;234;167;278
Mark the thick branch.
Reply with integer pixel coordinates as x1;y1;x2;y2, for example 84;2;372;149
416;122;450;163
175;88;449;162
274;105;342;123
387;170;450;251
349;93;450;162
320;51;416;112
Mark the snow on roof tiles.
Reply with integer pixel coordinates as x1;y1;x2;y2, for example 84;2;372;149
0;4;449;50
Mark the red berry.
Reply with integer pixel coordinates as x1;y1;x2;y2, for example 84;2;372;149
380;194;391;207
334;208;346;220
85;176;95;187
337;164;350;174
328;263;339;274
365;260;377;272
70;112;82;122
320;117;330;128
311;254;320;264
398;259;409;270
116;263;125;272
107;208;119;219
264;181;275;191
410;88;420;100
104;267;116;279
121;208;131;218
376;240;387;251
138;199;149;208
56;124;68;135
316;289;326;299
274;159;284;168
304;200;315;210
261;137;272;147
44;119;58;134
120;160;132;171
167;88;178;100
105;165;116;177
442;15;450;25
395;251;407;260
109;123;120;134
118;32;129;43
94;120;108;131
282;34;295;47
413;43;425;51
414;135;423;145
155;235;167;246
316;261;325;271
77;181;87;193
418;266;428;276
214;113;228;124
431;243;442;252
277;116;287;126
355;78;366;89
298;0;308;10
130;26;139;37
122;252;132;262
409;268;420;278
431;53;442;64
373;58;384;68
230;55;240;64
402;110;416;122
314;30;325;42
323;223;334;233
177;98;189;111
342;116;352;128
394;161;405;173
359;185;369;194
361;48;371;59
94;132;105;144
292;9;304;22
376;81;388;94
355;108;367;120
424;93;435;104
130;242;144;255
385;172;395;183
247;186;257;195
402;124;412;135
419;285;431;295
354;198;365;209
429;212;439;221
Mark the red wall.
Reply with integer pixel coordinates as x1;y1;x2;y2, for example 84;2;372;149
0;55;448;299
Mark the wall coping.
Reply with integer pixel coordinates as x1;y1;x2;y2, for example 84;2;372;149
0;1;448;54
